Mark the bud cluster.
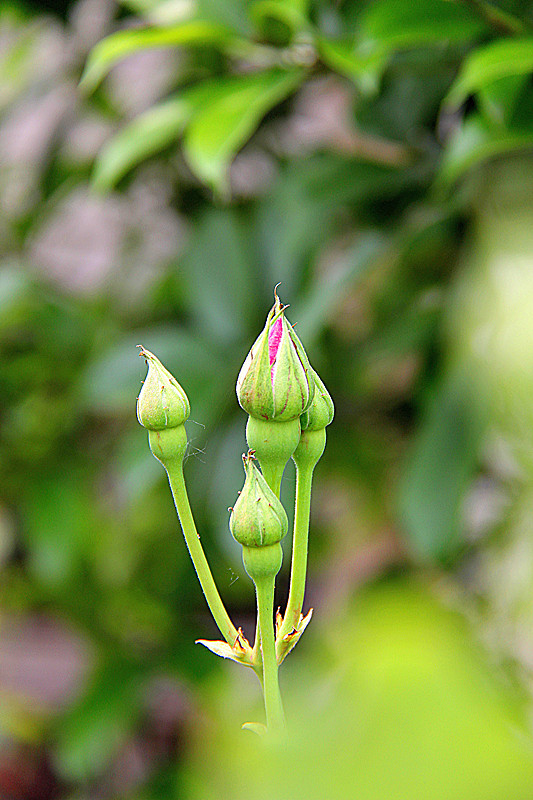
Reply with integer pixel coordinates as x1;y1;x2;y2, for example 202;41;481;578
136;289;334;735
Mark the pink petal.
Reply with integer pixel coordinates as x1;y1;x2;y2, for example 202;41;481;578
268;317;283;366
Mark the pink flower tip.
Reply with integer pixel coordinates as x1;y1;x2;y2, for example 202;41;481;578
268;317;283;366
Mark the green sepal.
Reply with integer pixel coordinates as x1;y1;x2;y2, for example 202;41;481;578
137;347;190;430
230;454;288;548
300;368;334;431
236;304;279;420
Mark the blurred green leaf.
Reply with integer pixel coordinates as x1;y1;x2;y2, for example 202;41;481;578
359;0;486;51
476;73;529;126
21;469;99;587
54;656;147;780
92;81;219;191
180;208;254;344
316;37;385;93
80;20;234;94
258;156;416;296
182;69;305;194
437;113;533;187
189;581;533;800
318;0;484;93
92;97;192;191
398;368;487;561
197;0;253;36
250;0;311;35
293;230;388;343
445;37;533;109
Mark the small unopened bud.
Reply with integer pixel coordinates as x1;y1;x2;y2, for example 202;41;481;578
230;453;288;548
300;368;334;432
230;453;288;582
236;296;314;422
137;347;190;431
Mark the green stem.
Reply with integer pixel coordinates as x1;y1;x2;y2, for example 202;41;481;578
277;463;314;645
255;575;285;735
166;463;239;647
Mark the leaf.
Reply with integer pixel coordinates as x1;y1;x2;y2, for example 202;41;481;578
397;368;487;562
196;0;253;36
92;98;189;191
445;37;533;110
250;0;311;35
54;657;147;780
437;114;533;188
476;73;529;127
21;467;100;587
80;20;234;94
316;37;386;94
292;231;388;344
257;156;414;297
196;628;253;665
182;68;304;194
180;208;254;344
359;0;486;52
276;608;313;663
92;83;214;191
324;0;486;89
242;721;267;736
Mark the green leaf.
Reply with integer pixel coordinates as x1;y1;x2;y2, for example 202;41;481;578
293;231;388;344
316;37;385;94
398;368;486;561
180;208;254;343
359;0;486;51
80;326;220;416
250;0;310;35
80;20;233;94
320;1;486;92
182;68;304;194
92;83;214;191
54;656;147;780
477;74;529;127
257;156;414;297
197;0;253;36
437;114;533;188
93;97;190;191
445;37;533;109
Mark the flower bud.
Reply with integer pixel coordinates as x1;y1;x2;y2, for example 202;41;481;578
230;453;288;549
236;297;314;422
300;368;334;431
137;347;190;430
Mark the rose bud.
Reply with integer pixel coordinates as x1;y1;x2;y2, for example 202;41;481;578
237;294;316;495
137;347;190;430
236;298;314;423
300;368;334;432
230;452;288;581
137;347;190;467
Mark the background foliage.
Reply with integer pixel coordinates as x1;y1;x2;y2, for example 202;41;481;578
2;0;533;797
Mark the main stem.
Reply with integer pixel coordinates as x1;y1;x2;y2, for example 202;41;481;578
255;575;285;735
277;463;314;646
166;464;239;647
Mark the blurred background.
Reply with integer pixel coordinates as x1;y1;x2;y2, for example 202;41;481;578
2;0;533;797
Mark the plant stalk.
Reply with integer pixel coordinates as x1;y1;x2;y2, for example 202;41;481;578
277;462;314;647
166;463;239;647
255;574;285;735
